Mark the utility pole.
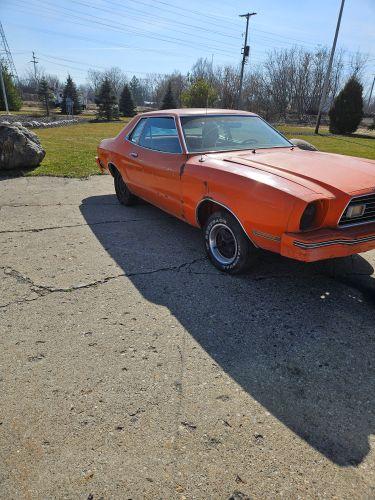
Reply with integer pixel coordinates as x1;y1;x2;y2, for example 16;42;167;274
30;51;38;80
0;61;9;114
314;0;345;134
238;12;257;108
367;75;375;110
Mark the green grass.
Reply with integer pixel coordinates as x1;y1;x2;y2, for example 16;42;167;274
27;120;130;177
2;120;374;178
278;125;375;160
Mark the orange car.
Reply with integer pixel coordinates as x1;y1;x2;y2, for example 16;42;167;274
96;109;375;273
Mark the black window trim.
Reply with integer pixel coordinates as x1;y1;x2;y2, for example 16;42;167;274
125;115;183;155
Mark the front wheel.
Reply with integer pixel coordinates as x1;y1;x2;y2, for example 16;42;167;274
203;211;257;274
113;169;137;206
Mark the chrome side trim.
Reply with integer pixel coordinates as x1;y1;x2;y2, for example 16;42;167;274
293;234;375;249
195;197;258;248
252;230;281;242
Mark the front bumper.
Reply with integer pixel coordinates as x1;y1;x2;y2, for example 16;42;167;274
281;223;375;262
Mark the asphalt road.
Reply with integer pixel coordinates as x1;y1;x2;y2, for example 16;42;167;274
0;176;374;499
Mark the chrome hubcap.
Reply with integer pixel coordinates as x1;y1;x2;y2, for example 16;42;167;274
208;223;237;265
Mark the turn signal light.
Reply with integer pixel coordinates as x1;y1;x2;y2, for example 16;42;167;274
345;204;366;219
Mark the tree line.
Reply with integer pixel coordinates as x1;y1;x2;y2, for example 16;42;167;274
84;47;371;120
1;45;373;133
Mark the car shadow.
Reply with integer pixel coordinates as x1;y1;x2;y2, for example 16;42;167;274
80;194;375;467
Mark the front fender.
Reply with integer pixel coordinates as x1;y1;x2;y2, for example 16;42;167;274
184;161;325;252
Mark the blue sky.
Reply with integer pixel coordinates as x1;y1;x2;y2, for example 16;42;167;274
2;0;375;92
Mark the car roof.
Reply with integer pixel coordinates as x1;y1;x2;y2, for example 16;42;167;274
137;108;258;117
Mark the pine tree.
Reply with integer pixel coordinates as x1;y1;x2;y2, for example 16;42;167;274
119;84;136;117
38;77;53;116
61;75;82;115
129;75;144;106
161;82;177;109
0;66;22;111
96;77;119;121
329;77;364;134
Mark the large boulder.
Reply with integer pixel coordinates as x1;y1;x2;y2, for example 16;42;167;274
289;138;318;151
0;124;45;170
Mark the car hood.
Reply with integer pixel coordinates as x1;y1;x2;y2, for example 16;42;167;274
223;148;375;196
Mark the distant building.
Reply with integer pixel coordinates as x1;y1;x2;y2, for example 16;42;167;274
53;89;87;109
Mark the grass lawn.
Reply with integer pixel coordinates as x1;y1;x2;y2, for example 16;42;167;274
278;125;375;160
28;120;130;177
2;120;374;178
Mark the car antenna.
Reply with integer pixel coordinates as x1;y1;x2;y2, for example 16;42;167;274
199;88;210;163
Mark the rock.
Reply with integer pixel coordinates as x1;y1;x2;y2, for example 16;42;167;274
228;492;250;500
0;124;45;170
289;138;318;151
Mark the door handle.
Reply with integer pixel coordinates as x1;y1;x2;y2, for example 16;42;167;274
130;152;138;158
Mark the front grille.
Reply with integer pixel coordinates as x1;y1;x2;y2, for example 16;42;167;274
339;193;375;226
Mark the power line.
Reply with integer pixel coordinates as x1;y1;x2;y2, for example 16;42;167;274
13;0;374;64
111;0;373;57
89;0;340;52
79;0;240;41
38;53;152;75
14;0;237;56
10;0;373;87
9;21;201;60
133;0;242;30
12;1;275;62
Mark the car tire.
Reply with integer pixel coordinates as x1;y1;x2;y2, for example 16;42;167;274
113;169;137;206
203;210;257;274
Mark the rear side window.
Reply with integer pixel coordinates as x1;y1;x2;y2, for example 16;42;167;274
138;117;182;153
128;118;146;143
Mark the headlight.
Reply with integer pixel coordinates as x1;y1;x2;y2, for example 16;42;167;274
300;202;318;230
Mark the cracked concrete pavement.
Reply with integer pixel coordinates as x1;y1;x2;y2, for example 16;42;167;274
0;175;374;499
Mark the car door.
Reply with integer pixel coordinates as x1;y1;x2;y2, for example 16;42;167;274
118;117;151;199
134;116;185;217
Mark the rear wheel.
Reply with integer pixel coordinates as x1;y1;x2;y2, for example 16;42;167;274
113;169;137;206
203;210;257;274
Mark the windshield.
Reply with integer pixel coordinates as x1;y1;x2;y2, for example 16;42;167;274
180;115;291;153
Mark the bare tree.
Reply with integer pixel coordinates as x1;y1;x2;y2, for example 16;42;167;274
190;57;215;83
87;66;127;99
19;67;61;94
82;47;369;121
216;65;240;109
153;72;187;108
347;51;368;81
